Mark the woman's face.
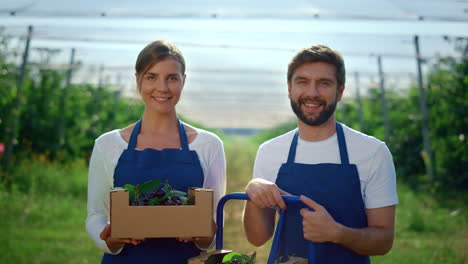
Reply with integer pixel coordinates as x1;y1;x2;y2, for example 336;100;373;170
137;57;185;115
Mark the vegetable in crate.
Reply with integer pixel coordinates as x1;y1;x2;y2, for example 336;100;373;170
221;252;255;264
123;179;193;206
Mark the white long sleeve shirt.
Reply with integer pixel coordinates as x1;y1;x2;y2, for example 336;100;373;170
86;127;226;254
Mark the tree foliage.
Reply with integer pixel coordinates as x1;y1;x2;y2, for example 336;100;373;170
1;66;144;163
1;35;466;192
0;36;144;178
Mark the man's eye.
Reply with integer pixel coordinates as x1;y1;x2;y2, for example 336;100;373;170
321;81;331;86
168;76;178;81
146;75;155;80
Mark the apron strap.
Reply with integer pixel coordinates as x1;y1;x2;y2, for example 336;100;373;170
178;120;190;151
287;123;350;165
287;130;299;164
128;119;189;151
336;122;350;165
128;119;142;149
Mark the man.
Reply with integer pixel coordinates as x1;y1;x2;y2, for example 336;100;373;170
243;45;398;263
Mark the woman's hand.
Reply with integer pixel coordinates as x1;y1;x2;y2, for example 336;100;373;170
177;221;217;248
177;236;211;248
100;224;143;249
177;237;197;243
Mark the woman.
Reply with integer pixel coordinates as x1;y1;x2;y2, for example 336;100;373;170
86;40;226;263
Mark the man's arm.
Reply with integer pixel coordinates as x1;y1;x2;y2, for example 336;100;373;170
300;196;396;256
335;206;395;255
242;178;290;247
243;201;276;246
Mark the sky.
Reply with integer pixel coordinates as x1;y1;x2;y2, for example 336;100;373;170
1;0;467;130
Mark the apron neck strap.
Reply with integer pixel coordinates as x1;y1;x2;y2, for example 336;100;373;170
178;120;189;151
286;122;350;165
336;122;350;165
128;119;141;149
127;119;190;150
287;130;300;163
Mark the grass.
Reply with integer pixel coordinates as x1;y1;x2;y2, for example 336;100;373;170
0;158;101;264
0;138;466;263
365;182;467;264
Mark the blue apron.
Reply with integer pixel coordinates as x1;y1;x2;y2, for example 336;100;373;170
275;122;370;264
102;119;205;264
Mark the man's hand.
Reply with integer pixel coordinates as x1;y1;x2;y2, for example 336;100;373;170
100;224;143;249
300;196;396;256
299;195;342;243
245;178;291;210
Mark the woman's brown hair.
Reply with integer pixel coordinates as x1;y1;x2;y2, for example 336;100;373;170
135;40;185;92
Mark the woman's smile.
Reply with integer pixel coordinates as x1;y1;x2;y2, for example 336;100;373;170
151;96;171;103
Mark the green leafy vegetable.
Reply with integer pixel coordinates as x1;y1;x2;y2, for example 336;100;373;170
123;184;136;200
138;179;161;195
122;180;193;206
222;252;255;264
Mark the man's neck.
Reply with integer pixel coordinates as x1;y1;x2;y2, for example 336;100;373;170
297;116;337;142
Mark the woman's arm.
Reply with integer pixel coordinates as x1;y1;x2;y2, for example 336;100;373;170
86;142;125;254
195;134;226;249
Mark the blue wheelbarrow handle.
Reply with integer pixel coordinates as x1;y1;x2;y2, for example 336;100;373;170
215;192;315;264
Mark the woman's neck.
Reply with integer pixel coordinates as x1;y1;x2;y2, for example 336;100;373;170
140;109;179;135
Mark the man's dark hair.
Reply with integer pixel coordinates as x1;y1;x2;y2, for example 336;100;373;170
287;45;345;86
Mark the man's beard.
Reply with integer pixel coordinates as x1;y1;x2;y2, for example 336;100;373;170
290;95;338;126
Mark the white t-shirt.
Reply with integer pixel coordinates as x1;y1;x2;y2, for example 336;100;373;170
253;124;398;210
86;127;226;255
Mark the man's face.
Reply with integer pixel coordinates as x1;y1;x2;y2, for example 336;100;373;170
288;62;344;126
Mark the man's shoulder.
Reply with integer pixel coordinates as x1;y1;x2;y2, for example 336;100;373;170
341;123;387;152
258;129;297;153
254;130;296;178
